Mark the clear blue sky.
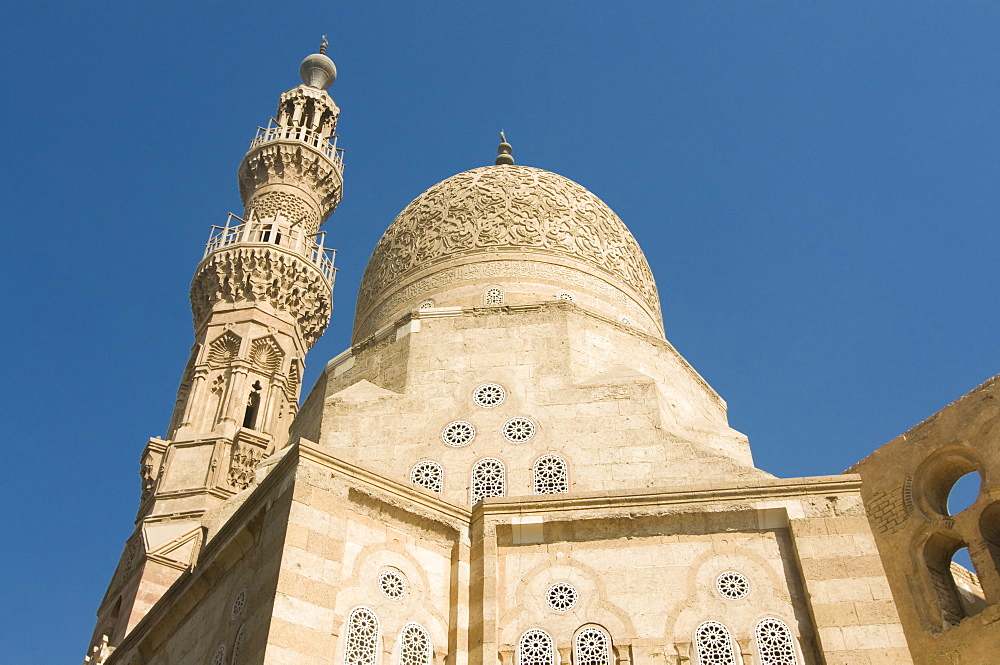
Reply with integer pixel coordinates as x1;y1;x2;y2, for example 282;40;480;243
1;2;997;662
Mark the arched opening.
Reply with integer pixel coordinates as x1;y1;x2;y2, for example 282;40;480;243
924;532;977;625
243;381;262;429
947;471;982;516
949;547;987;616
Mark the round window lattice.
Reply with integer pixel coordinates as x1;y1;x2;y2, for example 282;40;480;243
230;588;247;621
755;618;798;664
410;461;444;493
716;571;750;599
211;644;226;665
441;421;476;447
378;570;408;600
556;291;575;301
546;582;578;611
694;621;737;665
502;417;536;443
518;629;555;665
473;383;506;408
419;299;435;309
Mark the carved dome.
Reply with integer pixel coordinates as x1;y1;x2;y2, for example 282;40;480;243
353;165;662;341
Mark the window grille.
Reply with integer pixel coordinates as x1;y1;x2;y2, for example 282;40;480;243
517;629;555;665
211;644;226;665
471;458;506;504
534;455;569;494
231;588;247;621
378;570;407;600
556;291;574;301
231;623;246;665
410;461;444;493
442;421;476;447
755;618;797;665
399;623;432;665
419;300;435;309
574;626;611;665
503;417;536;443
473;383;506;408
694;621;737;665
715;571;750;599
345;607;380;665
546;582;578;611
484;287;505;306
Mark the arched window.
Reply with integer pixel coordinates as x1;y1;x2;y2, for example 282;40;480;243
533;455;569;494
694;621;737;665
484;287;505;306
344;607;380;665
399;623;432;665
517;629;555;665
410;461;444;493
243;380;263;429
471;458;506;504
754;618;797;665
574;626;611;665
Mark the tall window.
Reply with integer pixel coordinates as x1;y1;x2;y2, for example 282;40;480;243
533;455;569;494
754;618;797;665
573;626;611;665
344;607;380;665
694;621;737;665
399;623;431;665
410;461;444;494
517;629;555;665
243;380;263;429
471;458;506;504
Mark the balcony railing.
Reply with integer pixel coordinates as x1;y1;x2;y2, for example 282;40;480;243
249;119;345;172
204;213;336;283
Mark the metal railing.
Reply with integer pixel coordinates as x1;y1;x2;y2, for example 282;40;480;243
249;119;345;171
204;213;336;283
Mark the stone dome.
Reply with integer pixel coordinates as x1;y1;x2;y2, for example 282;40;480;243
353;165;662;341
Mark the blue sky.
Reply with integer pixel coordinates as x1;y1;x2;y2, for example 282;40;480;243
1;2;997;662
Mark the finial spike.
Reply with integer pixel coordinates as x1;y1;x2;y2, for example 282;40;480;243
319;35;328;55
495;130;514;166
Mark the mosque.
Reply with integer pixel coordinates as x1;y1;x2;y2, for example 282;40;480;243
83;44;999;665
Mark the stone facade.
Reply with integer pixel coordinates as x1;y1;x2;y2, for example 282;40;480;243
83;45;997;665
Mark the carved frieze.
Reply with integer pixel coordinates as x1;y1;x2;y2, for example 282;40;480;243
238;142;343;223
245;190;320;235
190;246;332;349
355;165;660;327
228;442;264;490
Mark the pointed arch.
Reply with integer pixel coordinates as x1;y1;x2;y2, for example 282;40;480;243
471;458;506;504
754;618;798;665
533;454;569;494
399;622;431;665
693;621;737;665
249;336;284;374
573;625;611;665
344;607;380;665
517;629;555;665
207;331;241;366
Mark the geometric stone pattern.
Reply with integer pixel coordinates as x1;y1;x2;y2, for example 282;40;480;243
867;485;909;535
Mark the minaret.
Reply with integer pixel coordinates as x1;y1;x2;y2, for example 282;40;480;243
86;41;343;656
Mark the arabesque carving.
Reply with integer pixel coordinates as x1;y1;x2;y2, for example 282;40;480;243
249;336;284;374
228;443;264;490
245;191;319;233
207;331;241;367
237;142;343;224
190;246;332;349
356;165;660;325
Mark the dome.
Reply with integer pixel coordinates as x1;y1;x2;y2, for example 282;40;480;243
353;165;662;341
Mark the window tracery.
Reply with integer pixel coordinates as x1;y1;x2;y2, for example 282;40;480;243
471;458;506;504
503;417;536;443
546;582;578;611
410;461;444;493
694;621;737;665
378;570;407;600
534;455;569;494
344;607;380;665
517;629;555;665
399;623;431;665
484;287;505;306
574;627;611;665
754;618;797;665
715;571;750;600
473;383;506;408
442;421;476;447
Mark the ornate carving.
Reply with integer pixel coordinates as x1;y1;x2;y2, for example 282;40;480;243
245;191;319;234
238;142;343;223
207;331;241;367
140;451;157;499
191;246;332;349
249;336;284;374
228;443;264;490
356;165;660;328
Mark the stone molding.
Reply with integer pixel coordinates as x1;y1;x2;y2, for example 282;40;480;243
190;245;332;349
237;141;343;223
355;165;660;334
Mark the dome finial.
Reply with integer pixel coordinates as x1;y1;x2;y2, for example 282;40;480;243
300;38;337;89
495;130;514;166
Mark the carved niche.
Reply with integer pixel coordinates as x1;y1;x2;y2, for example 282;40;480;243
355;165;661;324
249;336;284;375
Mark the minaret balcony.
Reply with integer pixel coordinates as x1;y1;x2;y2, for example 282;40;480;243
249;119;345;174
204;213;336;283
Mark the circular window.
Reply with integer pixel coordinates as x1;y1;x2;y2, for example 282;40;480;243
502;417;536;443
442;421;476;447
620;316;634;326
473;383;506;408
557;291;575;301
546;582;578;611
716;571;750;599
231;587;247;621
378;570;408;600
419;299;435;309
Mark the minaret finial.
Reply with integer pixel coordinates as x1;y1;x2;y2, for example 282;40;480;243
300;38;337;89
319;35;328;55
495;130;514;166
